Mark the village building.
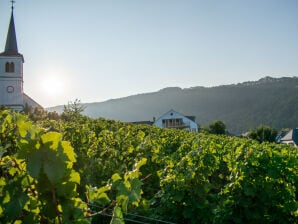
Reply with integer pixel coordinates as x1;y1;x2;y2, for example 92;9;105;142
153;109;198;132
280;128;298;147
0;4;41;110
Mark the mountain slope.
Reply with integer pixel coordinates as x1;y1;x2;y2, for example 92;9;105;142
49;76;298;133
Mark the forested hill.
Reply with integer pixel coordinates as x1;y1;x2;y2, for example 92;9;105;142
49;76;298;133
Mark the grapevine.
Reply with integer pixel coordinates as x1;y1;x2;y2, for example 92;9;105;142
0;110;297;223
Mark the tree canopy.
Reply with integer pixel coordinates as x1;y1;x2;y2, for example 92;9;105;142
209;120;226;135
248;125;278;143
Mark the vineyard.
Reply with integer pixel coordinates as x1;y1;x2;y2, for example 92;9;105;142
0;110;297;223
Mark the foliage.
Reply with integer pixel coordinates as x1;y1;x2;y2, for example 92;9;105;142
0;110;297;223
0;111;87;223
207;120;226;135
62;99;86;121
23;104;61;122
0;111;145;223
248;125;278;143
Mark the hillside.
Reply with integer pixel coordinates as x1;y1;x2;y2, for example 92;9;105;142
49;76;298;133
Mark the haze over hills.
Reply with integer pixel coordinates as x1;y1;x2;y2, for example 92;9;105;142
48;76;298;133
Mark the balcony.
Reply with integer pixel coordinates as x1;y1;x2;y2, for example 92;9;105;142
162;119;190;129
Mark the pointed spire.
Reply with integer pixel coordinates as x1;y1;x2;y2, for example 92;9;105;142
4;6;19;54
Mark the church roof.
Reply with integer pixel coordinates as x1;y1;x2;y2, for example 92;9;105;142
23;93;43;109
0;9;23;59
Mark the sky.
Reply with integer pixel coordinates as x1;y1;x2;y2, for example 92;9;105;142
0;0;297;107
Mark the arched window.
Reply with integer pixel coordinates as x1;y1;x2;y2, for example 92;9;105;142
10;62;14;72
5;62;14;73
5;62;10;72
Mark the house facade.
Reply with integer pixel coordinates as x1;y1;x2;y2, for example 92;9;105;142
280;128;298;147
153;109;198;132
0;5;41;110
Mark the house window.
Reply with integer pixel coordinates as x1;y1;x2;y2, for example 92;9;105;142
5;62;15;73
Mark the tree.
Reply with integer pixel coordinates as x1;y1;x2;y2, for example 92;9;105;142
23;103;33;114
47;111;61;120
209;120;226;135
61;99;86;121
248;125;278;143
29;107;48;122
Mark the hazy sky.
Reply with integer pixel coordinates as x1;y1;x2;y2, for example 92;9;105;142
0;0;297;107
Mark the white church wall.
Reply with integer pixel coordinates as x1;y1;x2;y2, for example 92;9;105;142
0;57;23;77
0;78;23;106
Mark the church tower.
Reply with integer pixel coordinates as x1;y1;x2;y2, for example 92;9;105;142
0;4;24;110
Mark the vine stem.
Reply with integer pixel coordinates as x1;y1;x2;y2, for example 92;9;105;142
141;173;152;181
51;187;62;224
87;200;116;217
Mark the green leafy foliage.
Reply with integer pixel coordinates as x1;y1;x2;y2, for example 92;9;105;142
207;120;226;135
0;110;297;223
248;125;278;143
0;111;87;223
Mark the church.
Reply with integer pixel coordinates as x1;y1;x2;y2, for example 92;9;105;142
0;4;41;110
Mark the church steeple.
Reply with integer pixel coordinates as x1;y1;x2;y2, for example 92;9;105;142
0;0;24;111
3;0;20;56
0;1;41;110
4;9;18;54
0;1;23;60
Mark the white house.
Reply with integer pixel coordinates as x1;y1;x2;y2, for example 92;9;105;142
280;128;298;147
0;5;41;110
153;109;198;132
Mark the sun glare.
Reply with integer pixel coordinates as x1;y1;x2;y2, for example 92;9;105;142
41;75;65;97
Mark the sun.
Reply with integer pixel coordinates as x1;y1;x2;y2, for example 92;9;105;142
41;75;65;97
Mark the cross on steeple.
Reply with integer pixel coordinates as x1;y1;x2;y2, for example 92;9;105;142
11;0;15;10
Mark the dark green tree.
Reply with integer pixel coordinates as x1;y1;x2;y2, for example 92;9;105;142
248;125;278;143
0;105;6;111
209;120;226;135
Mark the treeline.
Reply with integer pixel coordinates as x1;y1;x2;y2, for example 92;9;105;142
27;101;281;144
201;120;279;143
48;76;298;133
